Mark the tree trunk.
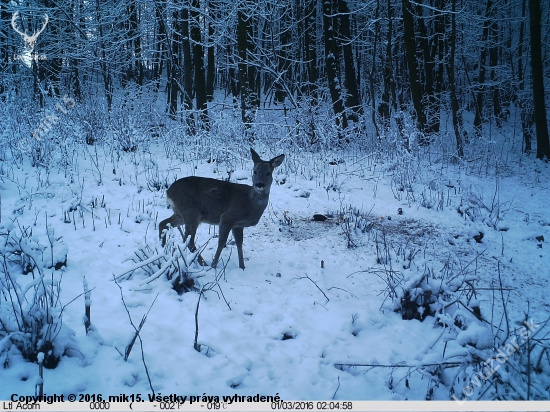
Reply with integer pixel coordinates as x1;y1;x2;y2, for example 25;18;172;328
169;8;180;118
190;0;208;126
181;6;193;112
416;3;439;135
431;0;445;133
518;0;532;152
237;9;253;132
247;15;260;111
130;0;143;86
529;0;550;159
401;0;427;134
153;2;167;93
304;0;318;103
379;0;392;128
489;7;501;127
447;0;464;157
43;0;62;97
369;0;380;137
337;0;361;119
473;0;493;132
323;0;348;133
274;10;291;104
96;0;112;110
206;0;216;101
71;0;82;101
227;45;239;104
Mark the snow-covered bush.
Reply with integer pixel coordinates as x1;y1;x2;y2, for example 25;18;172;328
73;103;107;146
0;221;76;369
444;313;550;401
458;183;512;230
0;221;67;274
117;231;200;295
109;88;160;153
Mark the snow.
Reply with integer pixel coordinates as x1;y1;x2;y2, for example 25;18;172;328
1;100;549;403
456;322;493;350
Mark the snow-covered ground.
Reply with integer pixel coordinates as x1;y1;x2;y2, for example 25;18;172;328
1;102;549;403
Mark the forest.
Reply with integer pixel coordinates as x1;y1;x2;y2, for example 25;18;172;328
1;0;548;157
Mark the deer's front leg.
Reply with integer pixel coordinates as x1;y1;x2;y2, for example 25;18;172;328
232;227;245;269
212;223;232;268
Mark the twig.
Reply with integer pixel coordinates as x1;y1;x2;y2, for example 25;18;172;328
327;286;357;299
293;274;329;303
332;376;340;400
214;253;232;310
139;255;177;285
194;285;206;352
194;258;233;352
59;287;97;317
497;260;510;342
114;254;166;280
113;276;156;394
335;361;463;368
83;277;91;334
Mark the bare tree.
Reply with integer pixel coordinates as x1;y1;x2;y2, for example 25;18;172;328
190;0;208;125
447;0;464;157
402;0;427;136
323;0;348;133
529;0;550;159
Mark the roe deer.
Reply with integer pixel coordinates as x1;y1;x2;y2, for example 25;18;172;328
159;148;285;269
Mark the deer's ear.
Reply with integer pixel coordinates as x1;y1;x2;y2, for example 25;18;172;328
250;148;262;164
270;154;285;168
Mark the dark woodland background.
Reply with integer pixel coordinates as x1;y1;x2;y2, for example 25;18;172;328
1;0;549;158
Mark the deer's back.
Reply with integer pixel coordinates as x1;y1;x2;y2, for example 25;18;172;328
166;176;261;226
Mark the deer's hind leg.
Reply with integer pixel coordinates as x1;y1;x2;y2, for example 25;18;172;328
179;215;208;266
159;214;185;246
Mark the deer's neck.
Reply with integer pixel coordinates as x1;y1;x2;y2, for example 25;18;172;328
249;188;270;210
